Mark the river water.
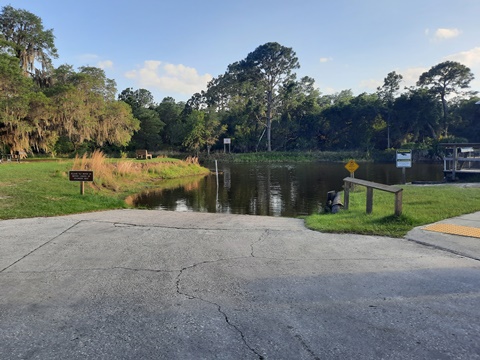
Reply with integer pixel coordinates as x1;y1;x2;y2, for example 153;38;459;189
130;162;444;217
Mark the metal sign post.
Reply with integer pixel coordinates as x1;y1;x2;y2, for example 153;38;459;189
223;138;231;153
344;160;359;190
396;150;412;184
344;160;359;178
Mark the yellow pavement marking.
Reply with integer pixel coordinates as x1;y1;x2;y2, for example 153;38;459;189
423;223;480;239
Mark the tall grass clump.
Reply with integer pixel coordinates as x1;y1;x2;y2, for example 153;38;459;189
115;161;137;176
72;151;209;190
72;150;118;191
185;156;199;164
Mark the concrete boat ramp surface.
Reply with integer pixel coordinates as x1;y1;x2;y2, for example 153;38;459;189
1;209;480;359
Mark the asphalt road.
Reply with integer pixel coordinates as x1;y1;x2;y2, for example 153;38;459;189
1;209;479;359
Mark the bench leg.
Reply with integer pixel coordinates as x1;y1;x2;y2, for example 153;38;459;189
366;187;373;214
343;181;350;210
395;191;403;216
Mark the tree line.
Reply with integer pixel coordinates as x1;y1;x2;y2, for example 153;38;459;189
1;5;479;158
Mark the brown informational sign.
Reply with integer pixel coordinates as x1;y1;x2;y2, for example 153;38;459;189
69;171;94;182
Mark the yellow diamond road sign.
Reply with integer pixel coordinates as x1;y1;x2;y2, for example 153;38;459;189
345;160;359;173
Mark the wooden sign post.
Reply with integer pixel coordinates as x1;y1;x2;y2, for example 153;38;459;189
344;160;359;191
69;171;94;195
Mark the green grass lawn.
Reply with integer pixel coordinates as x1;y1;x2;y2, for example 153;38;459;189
0;158;209;220
0;161;122;218
305;184;480;237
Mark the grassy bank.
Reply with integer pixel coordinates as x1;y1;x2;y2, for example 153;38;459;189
205;151;370;163
305;184;480;237
0;152;210;220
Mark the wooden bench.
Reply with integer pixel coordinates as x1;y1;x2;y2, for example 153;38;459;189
1;152;25;162
12;151;27;161
136;149;152;159
343;177;403;216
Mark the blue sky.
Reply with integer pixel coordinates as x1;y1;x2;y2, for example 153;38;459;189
8;0;480;103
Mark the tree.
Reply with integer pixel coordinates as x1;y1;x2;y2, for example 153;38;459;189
155;97;185;149
0;52;33;152
77;66;117;101
417;61;475;137
448;96;480;142
275;76;322;150
0;5;58;77
183;110;226;156
349;93;384;152
197;66;264;152
118;87;155;109
377;71;403;148
393;88;442;143
319;89;354;107
233;42;300;151
47;68;139;151
128;107;163;150
118;88;162;150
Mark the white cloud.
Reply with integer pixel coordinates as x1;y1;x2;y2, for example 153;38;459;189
444;47;480;91
78;53;99;61
76;54;113;70
97;60;113;69
317;85;336;95
359;78;382;91
431;28;461;41
444;47;480;68
401;66;428;88
125;61;213;95
322;86;336;94
319;57;333;63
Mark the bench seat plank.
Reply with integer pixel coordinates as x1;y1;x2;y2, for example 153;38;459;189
343;177;402;193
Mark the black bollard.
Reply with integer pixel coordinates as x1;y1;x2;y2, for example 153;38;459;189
331;191;343;214
325;190;344;214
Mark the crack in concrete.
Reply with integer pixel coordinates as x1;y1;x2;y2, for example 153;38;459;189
0;220;83;273
175;258;265;359
110;221;479;264
174;258;246;298
214;302;265;360
294;334;321;360
251;229;269;257
112;266;177;273
3;256;427;275
112;221;274;232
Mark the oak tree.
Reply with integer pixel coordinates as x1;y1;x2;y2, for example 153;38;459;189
0;5;58;78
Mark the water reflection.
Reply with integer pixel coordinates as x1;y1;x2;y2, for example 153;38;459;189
129;162;444;217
